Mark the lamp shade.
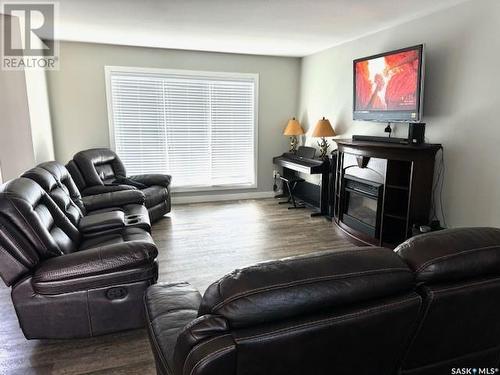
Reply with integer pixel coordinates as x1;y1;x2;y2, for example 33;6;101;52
312;117;336;138
283;117;305;136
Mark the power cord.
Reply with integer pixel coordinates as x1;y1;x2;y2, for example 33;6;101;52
438;148;447;228
430;147;447;228
273;171;282;192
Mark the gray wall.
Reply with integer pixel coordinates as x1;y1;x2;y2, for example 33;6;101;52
0;15;35;180
25;69;55;164
25;34;55;164
299;0;500;227
47;42;300;195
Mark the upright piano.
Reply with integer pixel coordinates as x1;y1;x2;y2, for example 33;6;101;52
272;151;332;217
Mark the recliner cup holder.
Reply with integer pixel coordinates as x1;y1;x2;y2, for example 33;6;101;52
127;215;140;219
127;218;140;225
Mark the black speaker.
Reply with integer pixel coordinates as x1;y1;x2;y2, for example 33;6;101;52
408;123;425;144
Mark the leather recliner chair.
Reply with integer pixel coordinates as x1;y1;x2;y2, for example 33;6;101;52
67;148;171;222
144;227;500;375
145;247;422;375
0;178;159;339
397;227;500;374
22;161;151;234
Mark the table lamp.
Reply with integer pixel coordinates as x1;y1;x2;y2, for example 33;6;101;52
312;117;336;159
283;117;305;153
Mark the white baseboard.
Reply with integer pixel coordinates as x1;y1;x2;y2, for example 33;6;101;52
172;191;275;205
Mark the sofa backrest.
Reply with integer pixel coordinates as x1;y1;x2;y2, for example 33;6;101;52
23;162;86;225
73;148;127;186
397;227;500;374
0;178;80;286
66;159;87;191
175;248;422;375
39;161;85;211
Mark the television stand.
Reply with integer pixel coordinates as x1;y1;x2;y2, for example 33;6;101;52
352;135;409;145
333;139;442;247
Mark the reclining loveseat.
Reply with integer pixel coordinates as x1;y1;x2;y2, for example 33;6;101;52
145;227;500;375
67;148;171;222
0;161;159;339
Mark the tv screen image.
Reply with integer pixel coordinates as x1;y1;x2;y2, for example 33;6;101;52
353;45;424;122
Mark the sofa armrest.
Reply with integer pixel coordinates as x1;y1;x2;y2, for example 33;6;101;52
33;241;158;295
81;184;136;196
128;174;172;188
145;282;203;375
83;190;145;211
78;211;125;234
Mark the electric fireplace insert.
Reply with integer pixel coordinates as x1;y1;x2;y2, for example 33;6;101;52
341;175;383;238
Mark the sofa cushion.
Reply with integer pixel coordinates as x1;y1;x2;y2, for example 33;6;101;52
33;238;158;294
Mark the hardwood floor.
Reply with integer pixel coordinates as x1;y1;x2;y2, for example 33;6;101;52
0;199;355;375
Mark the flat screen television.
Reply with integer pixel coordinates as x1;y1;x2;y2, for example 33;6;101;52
353;44;424;122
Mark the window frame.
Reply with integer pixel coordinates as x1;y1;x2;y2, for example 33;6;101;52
104;65;259;193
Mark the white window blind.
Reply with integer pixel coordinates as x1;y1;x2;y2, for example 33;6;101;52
106;68;257;191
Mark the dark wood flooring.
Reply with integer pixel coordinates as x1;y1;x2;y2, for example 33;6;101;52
0;199;355;374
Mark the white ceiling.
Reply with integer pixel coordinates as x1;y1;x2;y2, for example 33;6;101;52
10;0;469;57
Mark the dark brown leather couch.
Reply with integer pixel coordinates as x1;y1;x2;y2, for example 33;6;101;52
145;227;500;375
22;161;151;233
67;148;171;222
397;228;500;374
0;176;159;339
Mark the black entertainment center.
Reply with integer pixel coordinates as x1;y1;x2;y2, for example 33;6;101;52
333;139;441;247
332;43;443;246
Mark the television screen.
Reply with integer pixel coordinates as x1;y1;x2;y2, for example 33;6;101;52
353;45;424;122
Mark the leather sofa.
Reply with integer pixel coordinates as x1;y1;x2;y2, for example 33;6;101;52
0;176;159;339
22;161;151;234
144;227;500;375
67;148;171;222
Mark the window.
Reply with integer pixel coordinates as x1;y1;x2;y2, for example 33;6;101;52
105;67;258;191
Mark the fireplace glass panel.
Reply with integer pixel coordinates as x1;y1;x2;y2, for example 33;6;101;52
346;192;378;228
